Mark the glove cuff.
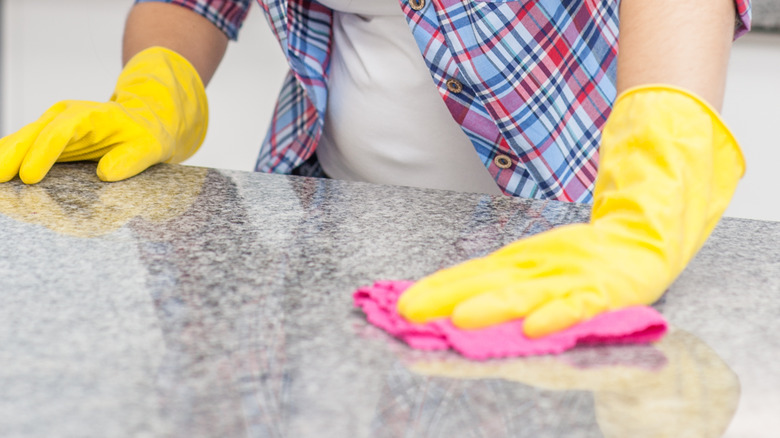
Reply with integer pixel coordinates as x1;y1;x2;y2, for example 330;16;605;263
613;85;745;177
594;84;745;278
114;46;209;164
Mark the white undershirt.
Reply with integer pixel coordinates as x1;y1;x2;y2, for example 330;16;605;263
315;0;504;195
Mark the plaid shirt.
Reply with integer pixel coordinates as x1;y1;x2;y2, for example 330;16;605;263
138;0;752;202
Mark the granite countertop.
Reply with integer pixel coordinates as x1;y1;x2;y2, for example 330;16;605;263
1;163;779;438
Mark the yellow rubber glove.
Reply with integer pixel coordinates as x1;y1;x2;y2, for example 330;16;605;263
0;46;208;184
398;85;744;338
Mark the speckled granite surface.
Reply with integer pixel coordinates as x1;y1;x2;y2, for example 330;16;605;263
1;163;778;438
753;0;780;31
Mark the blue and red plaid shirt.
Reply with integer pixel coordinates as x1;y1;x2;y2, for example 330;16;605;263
138;0;752;202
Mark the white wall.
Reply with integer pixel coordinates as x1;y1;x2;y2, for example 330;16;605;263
2;0;780;221
0;0;287;172
722;32;780;221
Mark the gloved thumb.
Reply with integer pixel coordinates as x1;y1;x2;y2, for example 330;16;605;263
96;137;167;182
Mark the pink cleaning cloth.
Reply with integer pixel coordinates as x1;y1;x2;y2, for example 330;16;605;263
353;280;668;360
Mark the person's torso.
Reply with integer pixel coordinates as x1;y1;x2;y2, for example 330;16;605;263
256;0;624;202
314;0;503;195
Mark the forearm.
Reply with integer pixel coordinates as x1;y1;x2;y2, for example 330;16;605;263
123;2;228;85
617;0;736;110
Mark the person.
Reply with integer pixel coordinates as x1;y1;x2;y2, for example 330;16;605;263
0;0;753;338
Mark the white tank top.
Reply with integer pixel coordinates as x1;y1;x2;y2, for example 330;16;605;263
315;0;504;195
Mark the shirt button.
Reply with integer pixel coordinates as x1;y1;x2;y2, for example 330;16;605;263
494;154;513;169
446;78;463;94
409;0;425;11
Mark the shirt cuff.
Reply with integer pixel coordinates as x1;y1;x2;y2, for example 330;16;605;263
734;0;752;39
134;0;251;41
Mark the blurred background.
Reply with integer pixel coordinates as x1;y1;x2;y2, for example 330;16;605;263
2;0;779;221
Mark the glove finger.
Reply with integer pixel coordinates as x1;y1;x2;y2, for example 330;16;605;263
422;242;580;292
19;107;90;184
398;250;573;318
398;268;522;323
450;275;587;329
490;223;591;258
58;133;122;162
0;103;68;183
522;292;610;339
58;104;133;162
57;133;114;162
398;257;524;308
96;138;164;182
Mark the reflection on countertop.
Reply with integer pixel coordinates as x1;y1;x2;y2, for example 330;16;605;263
1;162;779;437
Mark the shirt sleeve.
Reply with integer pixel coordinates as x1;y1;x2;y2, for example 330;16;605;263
734;0;752;39
134;0;252;41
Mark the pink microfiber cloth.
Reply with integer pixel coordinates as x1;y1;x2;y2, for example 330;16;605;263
353;280;668;360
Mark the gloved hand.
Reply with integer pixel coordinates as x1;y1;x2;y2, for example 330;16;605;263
398;85;744;338
0;46;208;184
